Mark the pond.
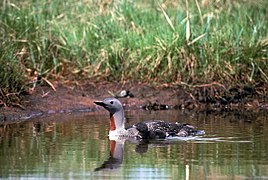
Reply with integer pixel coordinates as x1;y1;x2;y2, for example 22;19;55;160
1;109;268;179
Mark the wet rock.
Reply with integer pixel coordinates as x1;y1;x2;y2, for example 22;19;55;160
114;90;134;98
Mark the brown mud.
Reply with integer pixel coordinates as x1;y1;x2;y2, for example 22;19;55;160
1;81;268;123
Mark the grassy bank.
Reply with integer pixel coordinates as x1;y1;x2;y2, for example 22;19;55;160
0;0;267;106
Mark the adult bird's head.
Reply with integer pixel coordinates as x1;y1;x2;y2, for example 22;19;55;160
94;98;125;131
94;98;123;115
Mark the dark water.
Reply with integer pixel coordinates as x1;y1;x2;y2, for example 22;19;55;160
1;110;268;179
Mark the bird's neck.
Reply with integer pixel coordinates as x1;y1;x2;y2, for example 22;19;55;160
109;140;124;159
110;110;125;131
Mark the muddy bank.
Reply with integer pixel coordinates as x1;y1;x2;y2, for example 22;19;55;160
1;81;268;122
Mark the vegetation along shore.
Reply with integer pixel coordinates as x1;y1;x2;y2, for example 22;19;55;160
0;0;267;108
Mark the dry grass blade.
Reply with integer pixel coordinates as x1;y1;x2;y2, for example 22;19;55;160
185;0;191;43
158;3;175;32
187;33;206;46
42;77;57;91
258;66;268;82
167;52;172;71
155;37;166;51
195;0;203;26
192;82;226;89
107;90;115;96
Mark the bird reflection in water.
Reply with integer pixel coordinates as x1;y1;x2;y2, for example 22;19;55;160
94;138;148;171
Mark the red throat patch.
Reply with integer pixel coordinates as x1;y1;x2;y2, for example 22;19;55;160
110;116;116;131
110;140;116;156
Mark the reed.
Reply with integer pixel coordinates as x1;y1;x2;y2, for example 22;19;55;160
0;0;267;105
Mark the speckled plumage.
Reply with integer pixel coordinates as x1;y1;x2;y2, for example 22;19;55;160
127;120;200;139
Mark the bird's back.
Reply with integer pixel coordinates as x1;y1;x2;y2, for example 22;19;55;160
127;120;202;139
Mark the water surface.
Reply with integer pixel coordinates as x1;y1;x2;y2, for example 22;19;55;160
1;110;268;179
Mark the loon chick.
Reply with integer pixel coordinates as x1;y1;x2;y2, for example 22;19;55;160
94;98;204;139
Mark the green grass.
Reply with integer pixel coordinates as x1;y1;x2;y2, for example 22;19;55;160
0;0;267;105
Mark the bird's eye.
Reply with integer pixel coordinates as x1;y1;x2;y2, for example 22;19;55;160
110;101;114;104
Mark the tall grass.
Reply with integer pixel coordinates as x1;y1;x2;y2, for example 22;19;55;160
0;0;267;105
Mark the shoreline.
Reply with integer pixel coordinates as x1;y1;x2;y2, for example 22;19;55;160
1;81;267;123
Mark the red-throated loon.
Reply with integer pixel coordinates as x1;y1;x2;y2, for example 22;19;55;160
94;98;205;139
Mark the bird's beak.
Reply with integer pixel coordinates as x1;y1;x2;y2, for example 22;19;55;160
94;100;106;107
